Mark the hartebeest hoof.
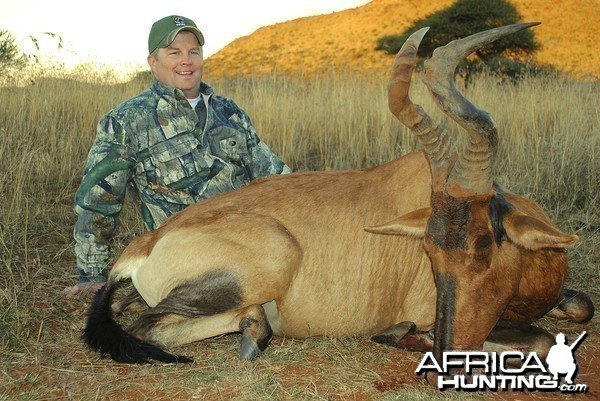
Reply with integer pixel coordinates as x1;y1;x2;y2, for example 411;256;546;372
546;288;595;324
238;306;273;360
371;321;434;352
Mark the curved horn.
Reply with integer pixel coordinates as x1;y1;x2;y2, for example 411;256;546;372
423;22;540;196
388;27;455;191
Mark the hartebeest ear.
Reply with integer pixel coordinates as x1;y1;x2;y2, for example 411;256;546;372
364;208;430;237
503;211;578;250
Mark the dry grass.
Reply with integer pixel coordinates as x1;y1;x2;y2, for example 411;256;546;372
205;0;600;80
0;64;598;400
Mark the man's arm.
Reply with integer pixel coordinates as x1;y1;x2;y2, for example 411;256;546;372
235;107;291;178
73;115;136;283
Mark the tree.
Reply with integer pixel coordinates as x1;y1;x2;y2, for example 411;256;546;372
0;29;21;67
376;0;540;77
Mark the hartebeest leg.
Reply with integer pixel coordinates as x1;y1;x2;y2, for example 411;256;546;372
546;288;595;324
372;319;554;360
127;304;272;360
111;288;148;316
483;320;554;360
371;321;433;352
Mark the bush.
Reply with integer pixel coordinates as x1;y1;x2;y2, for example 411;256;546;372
375;0;539;78
461;57;557;84
0;29;21;68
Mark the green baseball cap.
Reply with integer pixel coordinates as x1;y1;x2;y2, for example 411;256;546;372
148;15;205;54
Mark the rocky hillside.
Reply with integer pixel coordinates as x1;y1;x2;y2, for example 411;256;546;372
205;0;599;80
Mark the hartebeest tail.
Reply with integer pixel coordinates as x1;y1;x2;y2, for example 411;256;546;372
83;281;193;364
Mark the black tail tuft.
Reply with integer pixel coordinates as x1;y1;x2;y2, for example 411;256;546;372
83;282;193;364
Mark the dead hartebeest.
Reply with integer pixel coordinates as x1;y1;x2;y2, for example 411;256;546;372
83;23;594;366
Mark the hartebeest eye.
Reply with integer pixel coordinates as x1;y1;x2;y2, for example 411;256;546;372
473;234;494;264
475;234;493;251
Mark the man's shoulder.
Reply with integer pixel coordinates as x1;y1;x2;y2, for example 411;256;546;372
208;92;246;120
98;88;160;135
209;92;236;108
112;88;158;114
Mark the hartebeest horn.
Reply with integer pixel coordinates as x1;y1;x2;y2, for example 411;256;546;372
390;23;540;195
423;22;540;196
388;27;455;192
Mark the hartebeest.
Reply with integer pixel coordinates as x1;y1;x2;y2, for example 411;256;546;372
84;23;594;365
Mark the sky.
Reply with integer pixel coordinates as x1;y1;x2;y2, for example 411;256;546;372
0;0;370;70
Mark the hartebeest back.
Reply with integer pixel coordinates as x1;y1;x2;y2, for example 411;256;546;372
83;23;593;366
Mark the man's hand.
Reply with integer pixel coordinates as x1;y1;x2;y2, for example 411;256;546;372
62;282;104;298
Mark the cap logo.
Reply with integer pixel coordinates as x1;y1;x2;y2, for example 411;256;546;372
173;16;186;26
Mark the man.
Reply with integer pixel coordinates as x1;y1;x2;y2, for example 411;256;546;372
64;15;290;297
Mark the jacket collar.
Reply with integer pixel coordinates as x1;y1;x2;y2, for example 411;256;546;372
151;79;214;104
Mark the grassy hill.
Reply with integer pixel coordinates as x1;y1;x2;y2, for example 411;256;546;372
205;0;600;80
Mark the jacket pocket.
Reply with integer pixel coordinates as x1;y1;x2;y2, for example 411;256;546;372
209;127;248;163
147;134;201;186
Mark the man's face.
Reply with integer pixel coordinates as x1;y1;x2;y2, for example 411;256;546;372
148;31;204;98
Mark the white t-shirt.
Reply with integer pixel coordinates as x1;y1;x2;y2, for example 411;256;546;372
187;94;202;109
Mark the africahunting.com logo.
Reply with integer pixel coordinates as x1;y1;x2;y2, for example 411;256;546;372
416;331;588;393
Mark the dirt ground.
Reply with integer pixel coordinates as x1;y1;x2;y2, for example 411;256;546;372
2;286;598;401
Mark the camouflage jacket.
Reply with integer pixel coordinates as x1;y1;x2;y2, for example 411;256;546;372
73;79;290;283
